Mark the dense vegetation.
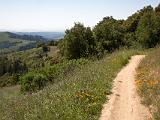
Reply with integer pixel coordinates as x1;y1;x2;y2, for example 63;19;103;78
59;5;160;59
136;47;160;120
0;56;27;76
59;23;95;59
0;56;27;86
0;47;48;87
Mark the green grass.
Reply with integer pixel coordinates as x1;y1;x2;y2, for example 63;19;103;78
136;47;160;120
0;49;143;120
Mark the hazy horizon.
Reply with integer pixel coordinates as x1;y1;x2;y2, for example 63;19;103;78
0;0;159;32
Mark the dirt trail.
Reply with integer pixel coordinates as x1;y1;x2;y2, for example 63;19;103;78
99;55;151;120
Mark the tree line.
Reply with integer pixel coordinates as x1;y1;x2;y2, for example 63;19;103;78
58;4;160;59
0;56;27;76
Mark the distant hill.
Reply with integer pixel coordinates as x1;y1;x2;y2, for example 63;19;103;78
15;32;65;40
0;32;36;54
8;32;47;42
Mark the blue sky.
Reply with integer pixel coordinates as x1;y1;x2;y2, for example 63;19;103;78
0;0;159;32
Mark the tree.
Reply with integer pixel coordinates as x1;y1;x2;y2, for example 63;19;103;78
85;27;96;56
42;45;49;52
123;13;141;33
123;32;137;48
136;8;157;48
48;40;59;46
93;16;124;52
0;56;27;76
60;23;95;59
154;4;160;44
155;4;160;13
122;6;155;48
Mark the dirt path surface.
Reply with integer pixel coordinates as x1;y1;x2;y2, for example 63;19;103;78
99;55;151;120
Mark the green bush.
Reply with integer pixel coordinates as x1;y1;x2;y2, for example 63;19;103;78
20;58;89;92
21;72;47;92
11;73;20;85
21;72;34;92
42;45;49;52
32;74;47;90
39;65;64;82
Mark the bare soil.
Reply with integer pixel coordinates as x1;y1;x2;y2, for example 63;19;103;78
99;55;151;120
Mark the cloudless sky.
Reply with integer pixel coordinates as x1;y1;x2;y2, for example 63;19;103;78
0;0;159;32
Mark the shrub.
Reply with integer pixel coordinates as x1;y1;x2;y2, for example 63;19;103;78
20;58;89;92
21;72;34;92
42;45;49;52
32;74;48;90
21;72;47;92
11;73;20;85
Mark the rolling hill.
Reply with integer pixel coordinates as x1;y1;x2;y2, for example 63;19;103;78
0;32;36;54
15;32;65;40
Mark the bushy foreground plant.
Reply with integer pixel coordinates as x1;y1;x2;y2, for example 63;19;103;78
20;58;89;92
21;73;47;92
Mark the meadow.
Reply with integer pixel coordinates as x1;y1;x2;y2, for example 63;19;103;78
0;49;143;120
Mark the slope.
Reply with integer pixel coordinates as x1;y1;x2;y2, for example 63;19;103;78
0;32;35;54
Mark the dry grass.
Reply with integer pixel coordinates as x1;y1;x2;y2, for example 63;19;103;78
136;47;160;120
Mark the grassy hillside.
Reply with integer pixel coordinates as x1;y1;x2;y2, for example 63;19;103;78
8;47;46;68
0;49;143;120
0;32;36;54
136;47;160;120
0;46;54;87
